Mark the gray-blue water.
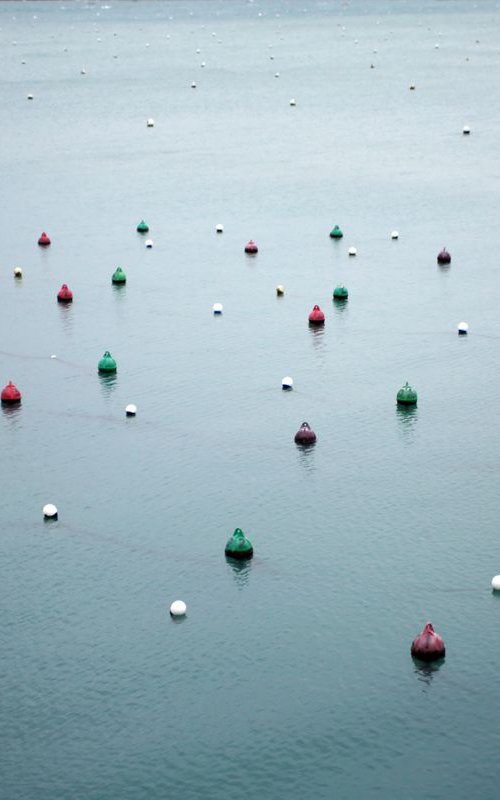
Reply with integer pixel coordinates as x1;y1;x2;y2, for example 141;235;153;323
1;1;500;798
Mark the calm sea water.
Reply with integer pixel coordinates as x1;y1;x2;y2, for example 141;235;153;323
1;1;500;798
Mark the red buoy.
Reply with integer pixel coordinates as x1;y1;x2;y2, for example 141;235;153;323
308;304;325;325
294;421;317;444
1;381;22;405
57;283;73;303
437;248;451;265
38;232;51;246
244;239;258;254
411;622;446;662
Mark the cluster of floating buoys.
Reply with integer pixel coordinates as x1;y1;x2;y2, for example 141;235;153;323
13;206;472;651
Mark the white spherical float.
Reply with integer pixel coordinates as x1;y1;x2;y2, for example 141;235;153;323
348;246;357;256
125;404;137;417
276;284;285;296
27;93;33;100
213;303;223;315
191;81;197;88
145;239;153;248
146;118;155;127
463;125;471;135
391;231;399;240
216;224;224;233
457;321;469;335
170;600;187;617
289;98;296;106
13;267;23;278
43;503;58;520
491;575;500;591
282;376;293;390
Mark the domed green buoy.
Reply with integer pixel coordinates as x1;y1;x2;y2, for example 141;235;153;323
225;528;253;560
111;267;126;284
98;351;117;374
333;285;348;300
397;382;417;405
330;225;343;239
137;219;149;233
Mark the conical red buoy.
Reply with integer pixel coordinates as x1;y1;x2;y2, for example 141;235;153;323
294;421;316;444
38;232;51;246
57;283;73;303
308;304;325;325
244;239;258;254
1;381;22;405
437;247;451;265
411;622;446;662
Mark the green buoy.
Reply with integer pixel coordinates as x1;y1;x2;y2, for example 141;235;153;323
333;285;348;300
397;382;417;405
98;351;117;374
111;267;126;284
224;528;253;560
137;219;149;233
330;225;343;239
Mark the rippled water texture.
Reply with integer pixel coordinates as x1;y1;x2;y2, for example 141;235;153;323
1;1;500;798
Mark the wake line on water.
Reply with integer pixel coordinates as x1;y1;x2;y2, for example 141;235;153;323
0;349;90;370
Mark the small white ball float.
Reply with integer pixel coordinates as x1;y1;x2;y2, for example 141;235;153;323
282;376;293;390
213;303;223;315
289;98;296;106
145;239;153;248
125;405;137;418
276;284;285;296
216;224;224;233
391;231;399;240
457;321;469;335
80;68;86;75
14;267;23;278
170;600;187;617
43;503;58;521
348;246;357;256
491;575;500;591
274;72;280;78
200;61;206;67
463;125;471;135
27;93;33;100
146;118;155;127
191;81;197;88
